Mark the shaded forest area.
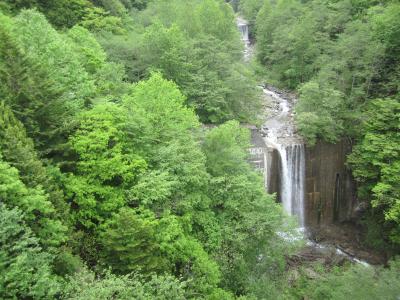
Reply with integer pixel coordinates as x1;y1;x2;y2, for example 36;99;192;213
0;0;399;299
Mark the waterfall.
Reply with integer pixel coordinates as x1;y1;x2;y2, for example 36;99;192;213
238;16;375;266
236;17;252;61
257;86;306;226
236;17;306;226
238;23;249;42
278;144;306;227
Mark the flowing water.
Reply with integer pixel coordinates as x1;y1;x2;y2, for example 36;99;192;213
236;17;306;226
261;87;306;227
237;18;372;265
236;17;252;61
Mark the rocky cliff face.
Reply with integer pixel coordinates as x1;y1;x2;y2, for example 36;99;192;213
304;139;357;227
249;129;358;227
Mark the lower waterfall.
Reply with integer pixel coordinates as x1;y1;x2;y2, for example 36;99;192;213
261;87;306;227
278;144;305;227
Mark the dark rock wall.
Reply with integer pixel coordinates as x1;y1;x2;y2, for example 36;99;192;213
249;129;357;227
304;140;357;227
267;149;281;201
249;129;282;200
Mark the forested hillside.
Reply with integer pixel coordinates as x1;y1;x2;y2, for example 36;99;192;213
0;0;399;299
0;0;292;298
241;0;400;254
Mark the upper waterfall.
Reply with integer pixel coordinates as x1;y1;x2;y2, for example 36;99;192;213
236;17;249;42
236;17;252;61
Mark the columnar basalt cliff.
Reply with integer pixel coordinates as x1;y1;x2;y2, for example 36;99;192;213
304;140;357;227
249;116;358;227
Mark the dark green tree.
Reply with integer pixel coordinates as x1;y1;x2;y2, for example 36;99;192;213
99;207;166;274
348;98;400;244
0;204;61;299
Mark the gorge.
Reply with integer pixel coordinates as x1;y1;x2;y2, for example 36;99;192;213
1;1;398;298
239;18;381;264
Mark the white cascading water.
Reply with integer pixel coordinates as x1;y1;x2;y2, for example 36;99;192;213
261;88;306;227
236;18;306;226
279;144;306;227
236;17;249;42
237;16;371;265
236;17;252;61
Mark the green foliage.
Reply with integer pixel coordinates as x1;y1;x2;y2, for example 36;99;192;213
121;0;149;10
123;73;209;213
304;260;400;299
239;0;264;25
295;81;345;145
39;0;94;28
79;6;125;33
188;34;261;123
0;10;96;152
370;3;400;94
0;204;61;299
140;23;193;91
203;120;251;176
98;0;127;17
156;214;222;295
0;154;67;248
0;102;70;219
203;121;295;294
66;25;107;74
66;103;146;229
99;207;166;274
2;0;93;28
348;98;400;243
63;268;187;300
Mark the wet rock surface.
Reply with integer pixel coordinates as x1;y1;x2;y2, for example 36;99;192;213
261;85;302;147
307;223;386;265
257;86;384;266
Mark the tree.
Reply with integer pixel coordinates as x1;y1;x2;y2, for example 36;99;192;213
65;103;146;229
79;6;125;34
140;23;193;90
305;259;400;300
203;120;251;176
348;98;400;244
66;25;107;75
99;207;166;274
156;214;222;296
63;268;187;300
370;3;400;95
202;121;295;295
0;101;70;225
3;0;93;28
120;0;149;10
0;204;61;299
239;0;264;26
0;154;67;248
295;81;345;145
3;10;97;152
123;73;208;214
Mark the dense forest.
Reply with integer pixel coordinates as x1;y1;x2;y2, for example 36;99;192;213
0;0;399;299
241;0;400;252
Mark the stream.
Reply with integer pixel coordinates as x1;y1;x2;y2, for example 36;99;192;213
237;17;372;267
